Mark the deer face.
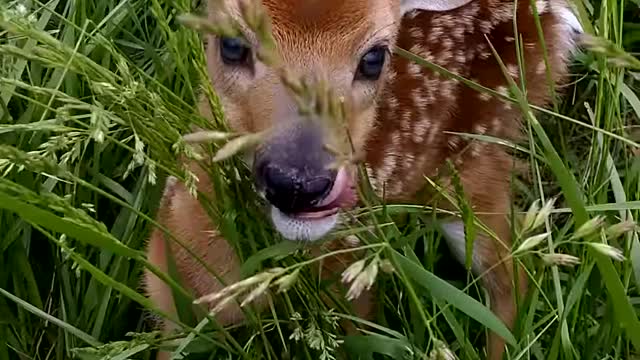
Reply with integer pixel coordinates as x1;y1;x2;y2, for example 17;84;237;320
204;0;472;241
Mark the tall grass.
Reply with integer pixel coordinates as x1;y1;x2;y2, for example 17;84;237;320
1;0;639;359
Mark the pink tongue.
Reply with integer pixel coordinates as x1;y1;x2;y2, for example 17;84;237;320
295;168;353;219
317;167;349;207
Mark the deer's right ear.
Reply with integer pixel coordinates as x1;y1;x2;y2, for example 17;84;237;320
400;0;473;15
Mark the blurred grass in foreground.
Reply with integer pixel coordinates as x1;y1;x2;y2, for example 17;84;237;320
1;0;640;359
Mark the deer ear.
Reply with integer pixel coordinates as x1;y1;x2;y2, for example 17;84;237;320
400;0;473;14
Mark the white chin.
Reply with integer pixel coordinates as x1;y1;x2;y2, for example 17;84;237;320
270;206;338;242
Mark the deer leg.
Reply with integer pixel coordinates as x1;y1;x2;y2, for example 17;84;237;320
143;176;270;360
440;210;527;360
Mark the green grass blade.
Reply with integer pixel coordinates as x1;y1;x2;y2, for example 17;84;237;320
0;187;143;259
390;249;517;346
486;31;640;352
0;287;102;347
342;334;413;359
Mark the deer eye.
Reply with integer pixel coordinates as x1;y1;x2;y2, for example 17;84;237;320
219;36;251;66
355;46;387;81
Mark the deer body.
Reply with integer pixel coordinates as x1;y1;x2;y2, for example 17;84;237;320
144;0;582;359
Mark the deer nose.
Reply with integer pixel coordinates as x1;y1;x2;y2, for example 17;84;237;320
261;164;335;214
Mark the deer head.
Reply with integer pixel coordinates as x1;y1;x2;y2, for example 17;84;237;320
202;0;582;242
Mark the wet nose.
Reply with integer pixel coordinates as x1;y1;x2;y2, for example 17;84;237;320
261;163;335;214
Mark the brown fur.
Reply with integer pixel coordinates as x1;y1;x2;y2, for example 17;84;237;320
144;0;580;359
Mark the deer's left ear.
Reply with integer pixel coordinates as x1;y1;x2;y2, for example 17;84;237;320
400;0;473;15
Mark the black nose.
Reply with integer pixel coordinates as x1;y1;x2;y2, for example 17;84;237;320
261;164;336;214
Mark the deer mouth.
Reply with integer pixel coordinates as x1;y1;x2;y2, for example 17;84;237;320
268;167;358;242
294;167;357;219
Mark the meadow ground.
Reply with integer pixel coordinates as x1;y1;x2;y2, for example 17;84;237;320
1;0;639;359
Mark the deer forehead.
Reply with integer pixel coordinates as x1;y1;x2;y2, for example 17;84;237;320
223;0;400;67
264;0;399;41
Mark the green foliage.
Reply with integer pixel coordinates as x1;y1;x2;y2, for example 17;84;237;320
1;0;639;359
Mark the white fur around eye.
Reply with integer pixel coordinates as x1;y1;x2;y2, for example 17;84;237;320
400;0;474;15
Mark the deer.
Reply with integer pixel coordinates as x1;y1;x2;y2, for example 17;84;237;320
143;0;583;359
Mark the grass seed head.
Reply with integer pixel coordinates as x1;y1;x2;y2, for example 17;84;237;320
193;270;277;305
182;130;235;143
541;253;581;267
589;243;625;262
212;132;265;162
429;339;457;360
529;197;556;232
570;215;606;240
210;294;239;315
273;268;300;293
521;199;541;233
176;13;239;39
605;220;638;239
515;232;550;254
240;280;271;307
341;259;366;284
346;258;379;300
379;259;395;274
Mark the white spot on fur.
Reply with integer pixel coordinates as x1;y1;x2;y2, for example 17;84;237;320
409;27;424;41
492;117;501;130
423;76;439;103
365;164;380;194
491;3;513;24
458;0;480;17
162;176;177;198
432;14;455;27
478;92;492;101
413;116;432;143
426;122;442;145
474;124;488;135
390;178;405;195
402;153;416;171
453;25;465;40
479;20;492;33
412;89;427;108
428;27;444;44
438;79;457;102
376;133;402;185
441;38;454;54
470;142;483;157
401;109;413;131
387;69;398;82
537;60;547;74
507;64;520;78
408;61;422;77
448;136;461;150
534;0;548;14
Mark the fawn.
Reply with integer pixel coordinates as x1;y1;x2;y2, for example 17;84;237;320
144;0;583;359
